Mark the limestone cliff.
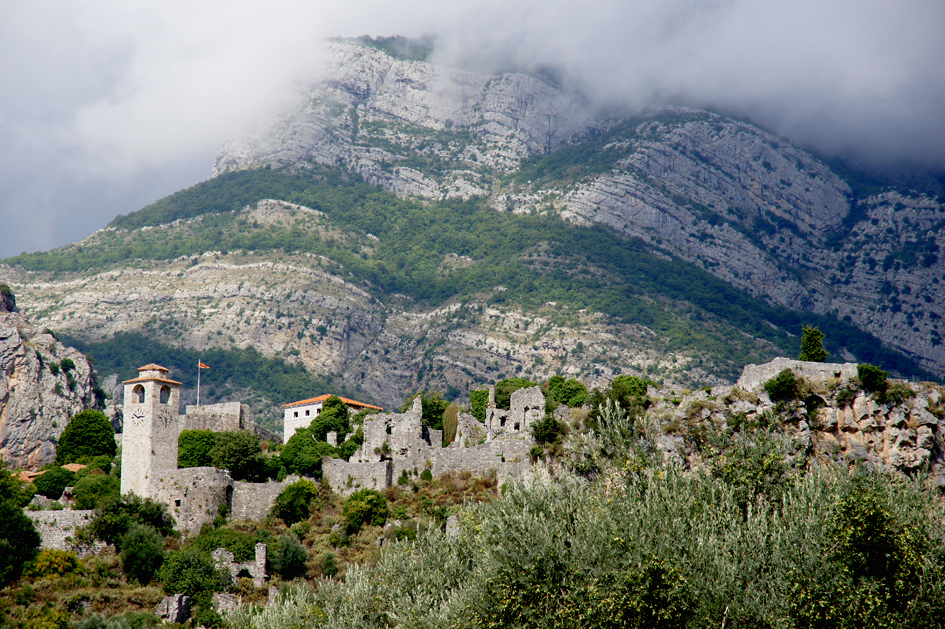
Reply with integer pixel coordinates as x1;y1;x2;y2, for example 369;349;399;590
213;39;945;376
0;311;101;469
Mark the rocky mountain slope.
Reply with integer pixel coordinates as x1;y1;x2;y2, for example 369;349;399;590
0;287;102;468
214;38;945;376
1;37;942;428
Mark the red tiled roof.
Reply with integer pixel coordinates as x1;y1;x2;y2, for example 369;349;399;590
122;376;182;386
138;363;169;372
283;394;382;410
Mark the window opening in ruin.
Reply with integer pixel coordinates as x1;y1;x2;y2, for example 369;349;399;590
160;386;170;404
237;569;253;579
133;384;145;404
294;411;298;418
500;417;506;427
514;423;520;431
174;499;181;507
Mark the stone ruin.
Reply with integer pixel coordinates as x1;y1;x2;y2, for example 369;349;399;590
322;386;543;496
211;543;268;588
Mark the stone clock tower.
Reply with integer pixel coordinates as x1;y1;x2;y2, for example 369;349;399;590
120;364;182;497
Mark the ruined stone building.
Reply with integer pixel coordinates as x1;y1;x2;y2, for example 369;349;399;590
321;386;543;496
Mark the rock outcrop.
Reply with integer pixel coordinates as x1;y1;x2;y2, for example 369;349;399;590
0;311;101;469
648;359;945;484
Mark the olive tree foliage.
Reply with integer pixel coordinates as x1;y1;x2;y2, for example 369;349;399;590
798;325;828;362
56;409;117;464
0;462;41;587
230;460;945;629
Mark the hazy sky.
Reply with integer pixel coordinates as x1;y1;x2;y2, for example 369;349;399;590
1;0;943;260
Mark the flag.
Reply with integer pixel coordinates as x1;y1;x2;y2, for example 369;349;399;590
199;362;210;369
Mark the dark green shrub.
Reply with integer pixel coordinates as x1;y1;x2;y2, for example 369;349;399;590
271;533;309;580
858;363;888;394
338;427;364;461
0;463;40;587
494;378;539;410
179;429;217;468
210;430;267;481
84;494;175;549
281;428;338;477
531;414;567;445
836;387;857;408
59;358;76;372
470;389;489;423
33;466;76;499
798;325;828;362
71;473;119;510
192;526;270;562
157;548;230;605
420;469;433;482
401;390;451;429
270;479;320;526
55;409;117;465
763;369;799;403
544;375;589;408
121;524;164;584
342;489;388;533
310;395;351;441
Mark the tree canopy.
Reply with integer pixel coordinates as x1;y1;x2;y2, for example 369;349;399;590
56;409;117;464
799;325;828;362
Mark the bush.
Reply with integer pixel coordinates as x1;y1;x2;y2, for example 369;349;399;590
342;489;387;533
158;548;231;605
84;494;175;550
280;428;338;478
0;463;41;587
531;414;567;446
210;430;266;481
26;549;80;578
192;526;270;562
33;466;76;499
763;369;799;403
121;524;164;584
179;429;217;468
55;409;117;465
272;533;309;580
337;427;364;460
270;480;320;526
544;375;589;408
420;469;434;482
470;389;489;423
494;378;539;410
858;363;889;394
71;473;120;510
310;395;351;441
401;390;451;429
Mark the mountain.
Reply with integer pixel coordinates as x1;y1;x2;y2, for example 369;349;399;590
2;37;942;427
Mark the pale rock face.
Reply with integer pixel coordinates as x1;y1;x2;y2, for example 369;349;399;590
0;312;100;469
212;40;945;377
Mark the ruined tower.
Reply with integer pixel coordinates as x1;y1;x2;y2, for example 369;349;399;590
120;364;182;497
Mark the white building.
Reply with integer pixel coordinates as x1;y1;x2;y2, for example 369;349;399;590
282;394;383;443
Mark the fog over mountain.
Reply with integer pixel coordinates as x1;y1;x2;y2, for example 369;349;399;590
2;0;943;259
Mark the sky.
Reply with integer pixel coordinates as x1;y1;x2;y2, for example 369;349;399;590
1;0;943;260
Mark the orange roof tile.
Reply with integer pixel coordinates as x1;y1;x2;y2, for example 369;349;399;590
283;394;382;410
122;376;183;386
138;363;169;372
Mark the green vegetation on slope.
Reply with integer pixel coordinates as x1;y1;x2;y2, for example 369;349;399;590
9;166;930;380
61;332;365;420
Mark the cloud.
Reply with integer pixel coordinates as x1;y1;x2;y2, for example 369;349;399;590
1;0;943;259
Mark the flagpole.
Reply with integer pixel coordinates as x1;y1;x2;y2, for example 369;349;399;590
197;359;201;407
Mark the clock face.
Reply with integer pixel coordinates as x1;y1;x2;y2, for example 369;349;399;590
130;410;145;427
